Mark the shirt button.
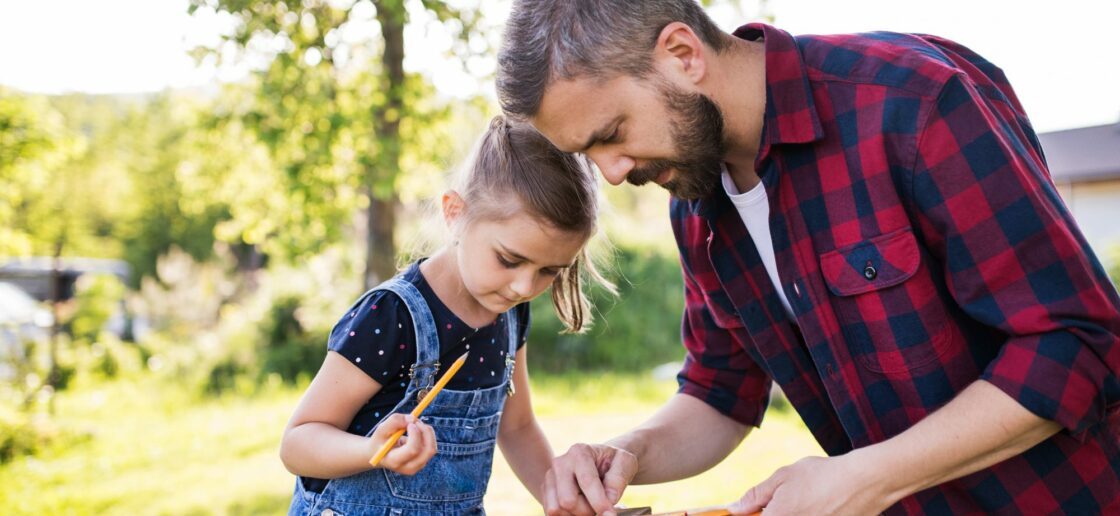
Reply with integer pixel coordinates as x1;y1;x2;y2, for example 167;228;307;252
863;265;878;280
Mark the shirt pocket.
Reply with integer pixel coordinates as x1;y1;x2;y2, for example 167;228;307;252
819;228;954;377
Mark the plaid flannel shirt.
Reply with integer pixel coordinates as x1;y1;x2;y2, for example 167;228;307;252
672;23;1120;514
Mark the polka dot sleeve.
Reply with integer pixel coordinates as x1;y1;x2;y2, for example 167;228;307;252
326;290;416;385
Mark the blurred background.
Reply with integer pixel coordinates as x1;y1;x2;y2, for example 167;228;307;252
0;0;1118;514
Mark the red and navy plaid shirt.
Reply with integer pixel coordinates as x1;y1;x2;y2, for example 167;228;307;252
672;23;1120;514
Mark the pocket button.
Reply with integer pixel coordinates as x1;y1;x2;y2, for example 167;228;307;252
863;265;878;280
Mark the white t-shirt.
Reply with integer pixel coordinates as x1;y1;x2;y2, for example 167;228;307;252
720;169;795;319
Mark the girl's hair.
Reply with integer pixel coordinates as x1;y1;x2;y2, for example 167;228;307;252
457;115;614;333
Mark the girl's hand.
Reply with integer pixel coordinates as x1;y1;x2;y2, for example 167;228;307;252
368;414;438;475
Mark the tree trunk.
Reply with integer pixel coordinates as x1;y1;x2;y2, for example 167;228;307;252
365;194;397;289
46;238;64;414
365;1;407;290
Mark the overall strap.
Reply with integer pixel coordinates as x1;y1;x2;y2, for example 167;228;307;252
502;307;520;396
371;278;441;396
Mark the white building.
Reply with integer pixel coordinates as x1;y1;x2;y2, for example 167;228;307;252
1038;123;1120;275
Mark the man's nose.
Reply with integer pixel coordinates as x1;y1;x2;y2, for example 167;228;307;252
586;149;635;186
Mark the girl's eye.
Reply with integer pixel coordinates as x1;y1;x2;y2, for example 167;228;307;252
603;127;620;144
497;255;518;269
540;268;561;277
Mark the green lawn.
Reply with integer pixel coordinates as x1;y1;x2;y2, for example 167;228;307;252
0;373;821;515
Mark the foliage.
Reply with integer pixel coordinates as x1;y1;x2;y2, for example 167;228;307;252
256;295;328;385
527;244;687;374
66;274;126;346
114;95;243;284
1111;245;1120;292
0;89;55;255
186;0;489;287
0;409;67;465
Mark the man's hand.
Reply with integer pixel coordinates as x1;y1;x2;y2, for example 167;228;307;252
542;443;639;516
728;455;891;516
729;382;1062;515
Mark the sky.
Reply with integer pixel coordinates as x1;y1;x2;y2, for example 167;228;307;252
0;0;1117;133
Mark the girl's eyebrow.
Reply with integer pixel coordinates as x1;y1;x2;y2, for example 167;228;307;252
496;242;575;269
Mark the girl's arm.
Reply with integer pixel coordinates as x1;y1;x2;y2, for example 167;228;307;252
280;350;436;478
497;346;553;504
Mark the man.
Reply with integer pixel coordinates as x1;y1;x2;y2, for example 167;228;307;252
496;1;1120;515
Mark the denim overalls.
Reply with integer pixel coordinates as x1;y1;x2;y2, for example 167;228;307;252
288;277;519;516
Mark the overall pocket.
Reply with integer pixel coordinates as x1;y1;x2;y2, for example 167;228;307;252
819;228;955;376
382;439;496;503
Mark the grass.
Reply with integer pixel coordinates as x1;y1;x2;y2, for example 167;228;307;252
0;372;821;515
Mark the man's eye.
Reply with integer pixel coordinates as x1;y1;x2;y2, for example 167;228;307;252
602;128;620;144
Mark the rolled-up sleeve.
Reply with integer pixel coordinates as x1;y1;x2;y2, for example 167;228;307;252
910;73;1120;435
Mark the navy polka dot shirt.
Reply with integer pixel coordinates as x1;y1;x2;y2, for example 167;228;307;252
302;261;530;493
328;260;529;436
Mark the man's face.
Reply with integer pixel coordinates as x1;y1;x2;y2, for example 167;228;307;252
531;74;726;200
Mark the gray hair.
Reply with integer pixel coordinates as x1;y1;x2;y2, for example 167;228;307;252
497;0;729;118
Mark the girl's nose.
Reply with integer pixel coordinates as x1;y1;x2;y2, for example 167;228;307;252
509;273;534;300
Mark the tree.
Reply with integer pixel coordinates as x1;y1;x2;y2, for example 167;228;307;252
0;89;58;256
188;0;485;289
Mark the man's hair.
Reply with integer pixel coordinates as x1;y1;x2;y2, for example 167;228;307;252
497;0;729;118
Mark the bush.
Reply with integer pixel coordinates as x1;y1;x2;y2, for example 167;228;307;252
0;409;65;464
67;274;126;347
0;417;41;464
204;356;249;396
256;295;327;384
527;245;686;374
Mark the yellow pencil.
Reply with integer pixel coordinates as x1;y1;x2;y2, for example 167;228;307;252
368;351;470;467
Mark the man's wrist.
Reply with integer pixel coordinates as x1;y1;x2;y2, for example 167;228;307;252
605;431;645;467
846;441;917;508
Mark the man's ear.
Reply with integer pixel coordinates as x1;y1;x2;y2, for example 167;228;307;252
441;190;466;228
653;21;708;85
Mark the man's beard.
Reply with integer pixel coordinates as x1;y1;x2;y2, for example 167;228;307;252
626;83;727;200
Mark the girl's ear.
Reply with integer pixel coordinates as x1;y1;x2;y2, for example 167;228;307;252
441;190;466;228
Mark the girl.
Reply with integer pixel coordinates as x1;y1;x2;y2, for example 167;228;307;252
281;115;612;515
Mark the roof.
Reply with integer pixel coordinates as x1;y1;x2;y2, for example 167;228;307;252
1037;123;1120;183
0;258;131;301
0;257;130;279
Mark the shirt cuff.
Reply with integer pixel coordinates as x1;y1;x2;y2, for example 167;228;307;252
676;372;768;428
981;331;1115;438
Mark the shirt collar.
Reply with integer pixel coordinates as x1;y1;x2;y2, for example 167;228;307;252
734;23;824;154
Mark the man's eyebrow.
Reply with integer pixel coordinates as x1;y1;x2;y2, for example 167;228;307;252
578;117;620;152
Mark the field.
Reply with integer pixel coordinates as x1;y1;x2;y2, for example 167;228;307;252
0;373;821;515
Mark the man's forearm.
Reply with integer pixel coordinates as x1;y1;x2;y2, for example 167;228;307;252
857;380;1061;506
607;393;750;484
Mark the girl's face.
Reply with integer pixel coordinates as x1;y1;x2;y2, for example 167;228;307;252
452;206;587;316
